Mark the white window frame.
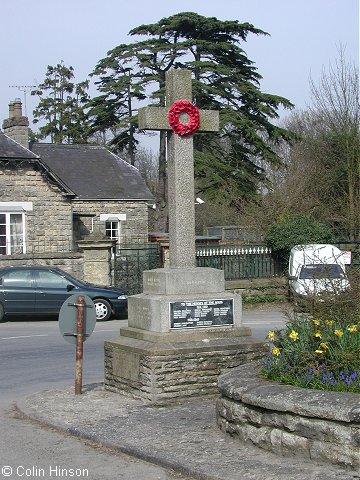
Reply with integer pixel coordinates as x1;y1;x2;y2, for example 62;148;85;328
0;202;32;255
100;214;126;250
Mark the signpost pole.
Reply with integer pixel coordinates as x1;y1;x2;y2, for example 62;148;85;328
75;296;85;395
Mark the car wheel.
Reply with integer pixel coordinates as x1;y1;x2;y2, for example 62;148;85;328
93;299;112;321
0;303;5;323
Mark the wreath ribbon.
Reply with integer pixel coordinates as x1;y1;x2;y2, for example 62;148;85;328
168;100;200;137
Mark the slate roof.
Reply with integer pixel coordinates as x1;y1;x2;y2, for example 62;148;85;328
30;143;153;201
0;130;38;160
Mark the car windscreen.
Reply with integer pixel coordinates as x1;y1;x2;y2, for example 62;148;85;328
299;264;345;280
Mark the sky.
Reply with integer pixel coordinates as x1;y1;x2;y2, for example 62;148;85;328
1;0;359;148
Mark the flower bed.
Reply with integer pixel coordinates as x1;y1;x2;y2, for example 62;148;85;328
217;363;360;469
263;314;359;393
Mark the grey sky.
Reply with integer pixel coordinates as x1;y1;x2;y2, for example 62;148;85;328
1;0;359;138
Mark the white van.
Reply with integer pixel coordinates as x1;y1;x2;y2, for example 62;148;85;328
288;244;350;299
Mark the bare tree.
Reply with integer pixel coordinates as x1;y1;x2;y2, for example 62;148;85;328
242;48;360;241
309;46;360;239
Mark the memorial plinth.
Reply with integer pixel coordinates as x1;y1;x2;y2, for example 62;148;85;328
104;267;266;402
104;70;265;402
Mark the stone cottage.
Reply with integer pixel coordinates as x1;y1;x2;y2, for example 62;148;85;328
0;99;153;257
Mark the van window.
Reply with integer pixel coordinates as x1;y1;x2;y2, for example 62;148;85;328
299;264;344;280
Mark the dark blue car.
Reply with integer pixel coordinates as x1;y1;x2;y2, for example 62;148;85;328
0;266;128;322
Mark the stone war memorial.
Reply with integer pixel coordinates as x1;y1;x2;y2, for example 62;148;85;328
104;70;265;402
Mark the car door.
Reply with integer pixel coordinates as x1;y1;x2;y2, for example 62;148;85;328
0;269;36;315
34;270;76;315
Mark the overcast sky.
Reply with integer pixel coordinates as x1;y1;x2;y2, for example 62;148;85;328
1;0;358;143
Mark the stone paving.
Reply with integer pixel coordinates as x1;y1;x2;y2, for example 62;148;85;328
17;384;359;480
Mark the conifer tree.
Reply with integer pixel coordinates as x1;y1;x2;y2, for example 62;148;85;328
92;12;295;219
32;62;89;144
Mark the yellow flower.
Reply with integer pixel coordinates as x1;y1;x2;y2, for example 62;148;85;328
312;319;321;326
324;319;334;325
289;330;299;341
320;342;328;350
347;325;358;333
267;330;275;341
272;347;281;356
334;329;343;337
314;331;322;339
315;349;324;354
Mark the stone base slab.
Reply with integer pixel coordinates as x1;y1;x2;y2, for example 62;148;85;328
120;325;252;343
128;291;241;333
104;335;266;403
142;267;225;295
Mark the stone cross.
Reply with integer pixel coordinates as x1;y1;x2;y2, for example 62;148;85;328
138;70;219;269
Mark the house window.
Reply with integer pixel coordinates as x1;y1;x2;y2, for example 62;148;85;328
105;220;119;241
100;214;126;252
0;203;32;256
0;213;25;255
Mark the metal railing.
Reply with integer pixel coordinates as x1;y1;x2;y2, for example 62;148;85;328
196;245;286;280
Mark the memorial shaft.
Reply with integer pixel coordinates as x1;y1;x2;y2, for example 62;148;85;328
138;69;219;269
168;133;196;268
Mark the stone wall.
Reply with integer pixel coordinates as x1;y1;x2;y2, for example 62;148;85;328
73;200;149;244
216;363;360;470
0;162;150;251
0;162;73;251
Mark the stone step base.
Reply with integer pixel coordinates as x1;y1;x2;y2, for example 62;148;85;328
104;335;266;403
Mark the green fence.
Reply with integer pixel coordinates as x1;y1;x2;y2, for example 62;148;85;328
114;243;287;294
196;245;286;280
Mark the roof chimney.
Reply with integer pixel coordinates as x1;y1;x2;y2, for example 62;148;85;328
2;98;29;148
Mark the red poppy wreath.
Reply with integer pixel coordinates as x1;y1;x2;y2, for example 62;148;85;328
168;100;200;137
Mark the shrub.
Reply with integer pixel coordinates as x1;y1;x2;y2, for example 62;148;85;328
265;213;335;259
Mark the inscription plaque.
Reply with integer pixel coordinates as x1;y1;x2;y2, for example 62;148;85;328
170;299;234;329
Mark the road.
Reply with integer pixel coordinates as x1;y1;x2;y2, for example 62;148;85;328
0;306;287;480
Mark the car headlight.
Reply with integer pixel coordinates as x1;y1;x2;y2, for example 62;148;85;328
117;295;127;300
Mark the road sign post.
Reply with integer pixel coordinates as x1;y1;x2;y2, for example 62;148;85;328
75;296;85;395
59;294;96;395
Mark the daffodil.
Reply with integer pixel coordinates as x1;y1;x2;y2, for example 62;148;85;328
289;330;299;341
315;349;324;354
320;342;328;350
335;329;343;337
324;319;334;325
347;325;358;333
312;319;321;326
272;346;281;356
267;330;275;341
314;331;322;339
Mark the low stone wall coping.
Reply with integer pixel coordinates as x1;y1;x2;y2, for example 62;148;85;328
217;362;360;469
218;363;360;423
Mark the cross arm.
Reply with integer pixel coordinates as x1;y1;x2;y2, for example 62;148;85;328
138;106;219;132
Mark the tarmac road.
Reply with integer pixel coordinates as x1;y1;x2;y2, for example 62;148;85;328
0;317;193;480
0;305;296;480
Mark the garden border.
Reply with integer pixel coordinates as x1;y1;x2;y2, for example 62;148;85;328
216;362;360;469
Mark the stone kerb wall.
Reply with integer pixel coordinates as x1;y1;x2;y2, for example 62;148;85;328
216;363;360;470
0;252;84;279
